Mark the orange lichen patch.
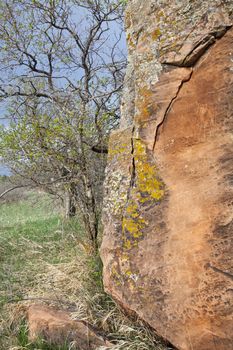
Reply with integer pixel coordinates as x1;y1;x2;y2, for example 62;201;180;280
124;10;132;30
135;87;157;122
127;33;137;49
136;31;158;55
137;86;154;99
151;28;162;40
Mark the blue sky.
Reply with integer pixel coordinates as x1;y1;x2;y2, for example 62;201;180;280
0;165;10;176
0;3;127;176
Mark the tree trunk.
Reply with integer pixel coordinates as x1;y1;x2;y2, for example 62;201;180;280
81;202;99;252
81;176;99;253
64;190;76;218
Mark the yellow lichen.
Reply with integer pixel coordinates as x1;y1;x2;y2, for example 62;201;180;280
111;266;122;286
125;270;132;276
108;142;130;159
134;139;164;202
129;281;135;291
157;10;164;19
121;139;164;253
109;137;165;288
122;217;140;235
126;203;138;214
123;239;132;250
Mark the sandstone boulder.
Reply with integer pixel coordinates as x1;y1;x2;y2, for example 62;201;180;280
27;304;112;349
101;1;233;349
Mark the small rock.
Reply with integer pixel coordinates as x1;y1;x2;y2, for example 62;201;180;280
27;304;112;349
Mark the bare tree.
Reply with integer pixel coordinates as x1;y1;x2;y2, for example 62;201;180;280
0;0;126;250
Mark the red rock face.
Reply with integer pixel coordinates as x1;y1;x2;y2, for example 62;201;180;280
152;28;233;350
101;1;233;349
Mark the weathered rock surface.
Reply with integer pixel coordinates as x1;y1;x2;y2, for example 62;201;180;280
27;304;112;349
101;1;233;349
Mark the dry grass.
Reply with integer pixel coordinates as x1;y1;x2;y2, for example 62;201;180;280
0;191;171;350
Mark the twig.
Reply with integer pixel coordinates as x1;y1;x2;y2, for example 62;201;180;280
0;184;31;199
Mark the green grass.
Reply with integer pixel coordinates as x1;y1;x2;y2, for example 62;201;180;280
0;190;170;350
0;191;84;349
17;323;70;350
